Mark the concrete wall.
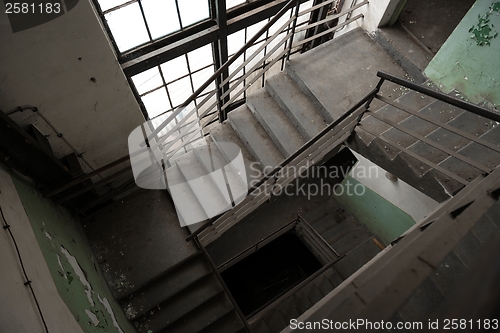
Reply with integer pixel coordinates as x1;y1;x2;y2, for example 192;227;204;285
336;0;405;37
334;151;439;245
0;163;135;333
0;0;144;172
425;0;500;108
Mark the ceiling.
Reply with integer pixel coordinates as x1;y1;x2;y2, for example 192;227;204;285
0;0;145;172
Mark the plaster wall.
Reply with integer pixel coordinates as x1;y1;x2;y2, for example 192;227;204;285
0;163;135;333
0;0;144;172
425;0;500;108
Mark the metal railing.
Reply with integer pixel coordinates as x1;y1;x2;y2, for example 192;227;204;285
192;70;500;245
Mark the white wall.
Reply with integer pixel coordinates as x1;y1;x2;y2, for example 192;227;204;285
349;150;439;223
0;164;85;333
0;0;144;172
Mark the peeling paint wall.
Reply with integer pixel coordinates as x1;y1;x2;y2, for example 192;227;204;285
3;166;135;333
425;0;500;109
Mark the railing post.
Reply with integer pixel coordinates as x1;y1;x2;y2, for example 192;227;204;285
286;0;301;62
214;0;230;122
194;236;251;332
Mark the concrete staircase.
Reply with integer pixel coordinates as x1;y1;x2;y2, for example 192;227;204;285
382;200;500;332
348;88;500;202
118;251;246;333
241;198;382;333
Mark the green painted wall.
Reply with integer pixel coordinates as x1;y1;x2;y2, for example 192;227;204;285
11;173;135;333
425;1;500;108
334;176;415;246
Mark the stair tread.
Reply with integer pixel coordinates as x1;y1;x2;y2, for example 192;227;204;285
301;280;324;305
228;105;285;168
429;251;468;298
312;274;334;296
137;273;223;333
291;289;313;315
194;138;248;207
334;237;382;280
166;164;208;225
323;267;343;288
332;226;374;256
210;121;262;188
321;216;360;246
250;320;272;333
277;296;300;325
425;127;471;152
311;213;339;235
176;150;231;218
197;309;244;333
418;99;465;124
266;72;327;140
247;88;306;157
122;255;212;320
263;308;288;333
158;292;234;333
447;111;496;137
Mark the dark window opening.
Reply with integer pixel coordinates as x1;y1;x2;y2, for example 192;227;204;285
221;232;322;316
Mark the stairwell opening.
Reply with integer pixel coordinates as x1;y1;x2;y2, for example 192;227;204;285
221;231;321;317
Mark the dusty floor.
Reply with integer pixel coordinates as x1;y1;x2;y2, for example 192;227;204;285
400;0;475;54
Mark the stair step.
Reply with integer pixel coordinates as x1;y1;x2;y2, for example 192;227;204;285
122;254;212;320
471;214;499;244
312;274;334;296
266;72;327;140
323;267;343;288
227;105;285;168
447;111;496;137
292;289;313;314
263;308;287;333
176;150;231;219
194;138;248;207
437;156;482;183
452;231;483;268
301;280;324;305
136;274;223;333
375;104;412;123
381;127;418;149
247;88;306;157
277;297;300;325
197;309;244;333
250;319;272;333
398;277;446;324
481;123;500;145
210;121;263;188
425;127;471;152
407;140;450;165
332;226;373;256
429;251;468;298
166;164;208;225
311;213;339;235
334;237;382;279
389;89;435;113
418;99;465;123
321;216;361;246
158;292;234;333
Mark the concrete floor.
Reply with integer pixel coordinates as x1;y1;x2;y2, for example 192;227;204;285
400;0;475;54
82;189;197;300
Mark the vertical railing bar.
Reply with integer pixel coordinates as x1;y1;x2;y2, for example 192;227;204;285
194;236;252;333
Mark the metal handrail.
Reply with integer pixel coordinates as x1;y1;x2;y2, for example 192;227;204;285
377;71;500;122
186;83;381;241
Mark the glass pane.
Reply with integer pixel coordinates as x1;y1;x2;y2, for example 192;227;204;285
247;20;267;43
168;76;194;107
142;0;180;39
228;29;245;56
269;9;292;35
98;0;129;12
178;0;209;27
229;56;244;81
142;88;170;118
105;3;150;51
226;0;246;10
160;55;189;83
132;67;163;95
187;44;213;72
191;66;215;95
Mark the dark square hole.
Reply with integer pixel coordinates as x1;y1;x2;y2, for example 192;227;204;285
221;231;322;316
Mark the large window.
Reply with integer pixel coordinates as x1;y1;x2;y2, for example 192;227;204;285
99;0;212;52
